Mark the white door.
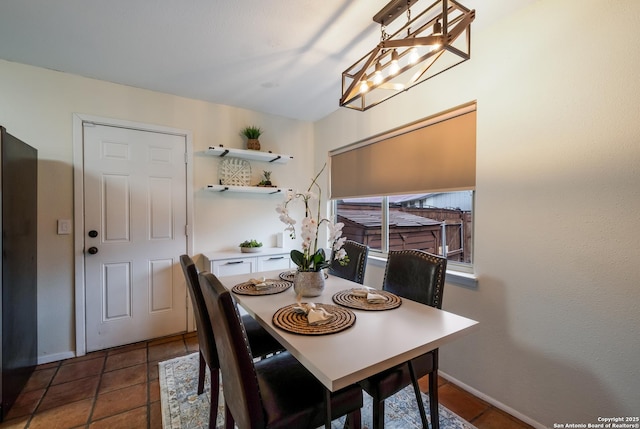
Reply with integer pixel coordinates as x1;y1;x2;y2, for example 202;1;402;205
83;123;188;352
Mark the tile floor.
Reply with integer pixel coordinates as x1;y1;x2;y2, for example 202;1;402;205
0;332;532;429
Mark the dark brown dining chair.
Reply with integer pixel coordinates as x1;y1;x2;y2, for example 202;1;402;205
179;255;284;428
198;270;363;429
329;240;369;284
359;249;447;429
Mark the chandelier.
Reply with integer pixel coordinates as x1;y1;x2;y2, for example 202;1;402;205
340;0;475;111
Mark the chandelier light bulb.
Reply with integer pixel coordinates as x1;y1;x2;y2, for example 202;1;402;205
389;50;400;75
359;80;369;93
373;62;383;85
409;47;419;64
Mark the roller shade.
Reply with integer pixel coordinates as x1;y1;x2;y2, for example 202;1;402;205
330;106;476;199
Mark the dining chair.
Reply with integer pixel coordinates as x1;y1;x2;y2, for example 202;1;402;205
329;240;369;284
179;255;284;428
359;249;447;429
198;270;363;429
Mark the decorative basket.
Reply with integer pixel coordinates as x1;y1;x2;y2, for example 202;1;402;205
247;138;261;150
219;157;251;186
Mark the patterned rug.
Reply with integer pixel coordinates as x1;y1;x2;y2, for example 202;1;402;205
159;353;476;429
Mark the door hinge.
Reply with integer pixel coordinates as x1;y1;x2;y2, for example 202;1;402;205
185;224;189;237
184;152;188;164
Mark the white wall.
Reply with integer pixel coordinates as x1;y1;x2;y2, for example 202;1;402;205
0;59;312;361
1;0;639;424
315;0;640;426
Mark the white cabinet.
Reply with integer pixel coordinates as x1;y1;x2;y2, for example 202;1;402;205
257;254;291;272
211;257;256;277
204;248;292;277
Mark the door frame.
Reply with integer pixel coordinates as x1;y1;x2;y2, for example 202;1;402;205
72;114;194;356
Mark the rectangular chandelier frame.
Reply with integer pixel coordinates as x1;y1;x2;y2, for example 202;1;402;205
340;0;475;111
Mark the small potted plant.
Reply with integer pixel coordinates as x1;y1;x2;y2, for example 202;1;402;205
258;170;273;187
241;126;262;150
239;239;263;253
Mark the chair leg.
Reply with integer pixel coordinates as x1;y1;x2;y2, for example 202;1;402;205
429;371;439;429
197;351;206;395
210;367;220;429
408;360;429;429
372;397;385;429
344;408;361;429
224;401;234;429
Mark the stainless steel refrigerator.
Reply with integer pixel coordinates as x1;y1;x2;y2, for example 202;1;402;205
0;126;37;420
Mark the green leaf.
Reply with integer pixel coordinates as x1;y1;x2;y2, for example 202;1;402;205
290;250;305;269
310;249;328;271
241;125;262;139
316;261;330;270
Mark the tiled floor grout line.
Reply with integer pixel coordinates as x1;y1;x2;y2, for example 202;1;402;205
26;360;62;428
85;355;106;428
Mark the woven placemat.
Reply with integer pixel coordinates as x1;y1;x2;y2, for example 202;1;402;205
279;271;296;282
332;289;402;311
272;303;356;335
232;279;292;296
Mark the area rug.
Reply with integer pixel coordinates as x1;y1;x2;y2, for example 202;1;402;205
159;353;476;429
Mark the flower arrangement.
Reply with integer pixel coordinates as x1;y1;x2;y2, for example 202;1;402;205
276;164;349;272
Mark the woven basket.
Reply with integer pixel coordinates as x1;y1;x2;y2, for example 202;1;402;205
247;138;260;150
218;157;251;186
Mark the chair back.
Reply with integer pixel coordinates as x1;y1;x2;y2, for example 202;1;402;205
330;240;369;284
179;255;218;368
199;271;265;429
382;249;447;309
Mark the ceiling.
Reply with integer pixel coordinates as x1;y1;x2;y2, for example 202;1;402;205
0;0;533;122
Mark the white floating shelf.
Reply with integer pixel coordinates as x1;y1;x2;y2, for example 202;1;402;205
206;184;292;195
206;146;293;164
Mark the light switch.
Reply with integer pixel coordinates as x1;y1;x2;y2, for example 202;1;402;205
57;219;72;235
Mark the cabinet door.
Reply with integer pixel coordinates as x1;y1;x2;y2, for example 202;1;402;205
212;258;255;277
257;254;291;272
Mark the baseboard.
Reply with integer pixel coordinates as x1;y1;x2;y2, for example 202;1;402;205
439;371;545;429
37;351;76;365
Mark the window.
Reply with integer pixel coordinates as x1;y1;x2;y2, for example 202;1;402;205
335;191;473;267
329;103;477;279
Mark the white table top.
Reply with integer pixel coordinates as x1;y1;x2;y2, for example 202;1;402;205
219;270;479;392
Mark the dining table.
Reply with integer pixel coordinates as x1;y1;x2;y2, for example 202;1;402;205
219;269;479;428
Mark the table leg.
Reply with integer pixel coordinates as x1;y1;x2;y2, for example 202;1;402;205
325;387;332;429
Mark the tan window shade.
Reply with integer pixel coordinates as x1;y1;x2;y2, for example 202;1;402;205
330;106;476;199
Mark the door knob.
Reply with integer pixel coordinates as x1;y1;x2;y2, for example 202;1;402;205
88;230;98;238
88;247;99;255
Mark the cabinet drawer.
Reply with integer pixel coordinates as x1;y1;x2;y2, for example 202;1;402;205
257;254;291;272
212;258;255;277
